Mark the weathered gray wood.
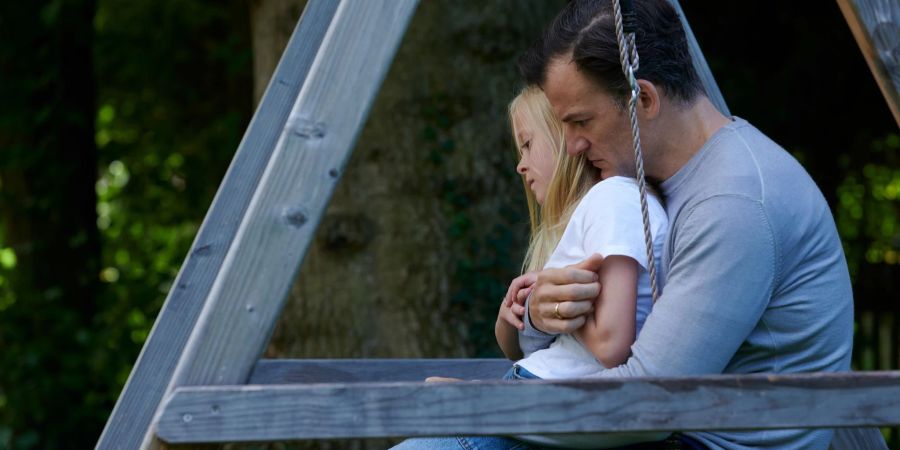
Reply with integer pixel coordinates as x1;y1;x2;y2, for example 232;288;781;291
148;0;419;447
249;359;511;384
250;360;889;450
171;0;418;386
830;427;889;450
95;2;341;449
668;0;731;117
156;371;900;443
837;0;900;126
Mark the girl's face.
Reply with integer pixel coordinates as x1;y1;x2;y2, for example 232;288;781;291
515;113;557;206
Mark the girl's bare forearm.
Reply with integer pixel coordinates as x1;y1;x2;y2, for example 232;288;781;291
495;318;524;361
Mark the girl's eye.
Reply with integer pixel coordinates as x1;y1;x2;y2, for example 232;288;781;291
520;140;531;151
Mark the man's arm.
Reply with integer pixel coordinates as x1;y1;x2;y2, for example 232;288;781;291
600;195;777;377
519;255;604;356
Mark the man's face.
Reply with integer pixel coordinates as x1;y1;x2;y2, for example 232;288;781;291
543;57;634;179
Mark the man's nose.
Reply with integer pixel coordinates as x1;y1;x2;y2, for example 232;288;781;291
567;135;589;156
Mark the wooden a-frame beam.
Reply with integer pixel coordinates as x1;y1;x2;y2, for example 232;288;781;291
141;0;418;448
837;0;900;126
95;1;341;448
97;0;417;447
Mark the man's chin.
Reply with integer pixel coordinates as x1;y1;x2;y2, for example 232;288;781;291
595;167;612;180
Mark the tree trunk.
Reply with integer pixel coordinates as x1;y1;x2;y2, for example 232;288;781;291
247;1;563;448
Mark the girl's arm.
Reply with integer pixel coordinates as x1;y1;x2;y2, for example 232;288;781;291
572;255;639;369
496;308;524;361
495;272;536;360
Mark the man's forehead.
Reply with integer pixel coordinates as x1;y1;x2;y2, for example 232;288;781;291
544;58;592;115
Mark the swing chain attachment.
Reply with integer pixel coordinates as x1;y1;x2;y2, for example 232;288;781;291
613;0;660;303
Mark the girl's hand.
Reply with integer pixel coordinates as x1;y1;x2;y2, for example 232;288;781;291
498;272;537;330
504;271;538;308
498;296;526;331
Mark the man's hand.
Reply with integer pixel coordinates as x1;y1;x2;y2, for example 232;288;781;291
529;254;604;334
498;271;537;330
425;376;463;383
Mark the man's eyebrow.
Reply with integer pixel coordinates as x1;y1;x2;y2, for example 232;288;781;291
560;111;585;123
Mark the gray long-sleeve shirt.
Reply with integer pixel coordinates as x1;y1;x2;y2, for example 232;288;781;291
521;117;854;450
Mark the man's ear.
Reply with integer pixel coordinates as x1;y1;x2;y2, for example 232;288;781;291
636;79;661;120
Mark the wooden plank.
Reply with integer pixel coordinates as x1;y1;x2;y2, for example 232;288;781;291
249;361;887;450
831;427;888;450
157;371;900;443
836;0;900;126
171;0;419;388
149;0;419;446
248;359;511;384
95;1;341;449
669;0;731;117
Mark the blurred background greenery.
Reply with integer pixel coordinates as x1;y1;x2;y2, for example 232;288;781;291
0;0;897;449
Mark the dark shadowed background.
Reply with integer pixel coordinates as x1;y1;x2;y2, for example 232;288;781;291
0;1;896;449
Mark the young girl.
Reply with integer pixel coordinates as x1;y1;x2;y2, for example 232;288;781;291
496;86;668;383
393;87;668;449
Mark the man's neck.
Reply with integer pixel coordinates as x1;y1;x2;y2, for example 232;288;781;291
650;96;731;182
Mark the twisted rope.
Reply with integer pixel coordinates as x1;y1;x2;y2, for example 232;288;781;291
613;0;659;303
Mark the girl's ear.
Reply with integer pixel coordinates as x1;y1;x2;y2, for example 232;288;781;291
636;79;661;120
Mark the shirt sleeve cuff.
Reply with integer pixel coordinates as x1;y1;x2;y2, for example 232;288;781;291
518;293;557;357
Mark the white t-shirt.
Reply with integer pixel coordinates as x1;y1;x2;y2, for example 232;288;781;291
517;176;668;379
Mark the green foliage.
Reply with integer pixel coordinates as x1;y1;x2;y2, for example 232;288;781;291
88;0;251;431
836;133;900;276
0;0;250;448
0;0;103;447
0;248;16;316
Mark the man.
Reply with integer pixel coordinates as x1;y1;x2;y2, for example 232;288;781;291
518;0;854;449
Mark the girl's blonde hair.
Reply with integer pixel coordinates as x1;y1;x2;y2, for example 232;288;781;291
509;86;595;273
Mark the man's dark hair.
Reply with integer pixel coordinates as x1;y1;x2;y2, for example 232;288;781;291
519;0;704;105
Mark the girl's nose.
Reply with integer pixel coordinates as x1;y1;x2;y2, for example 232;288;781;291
517;160;527;174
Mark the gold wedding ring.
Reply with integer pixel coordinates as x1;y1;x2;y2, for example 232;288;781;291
554;303;563;320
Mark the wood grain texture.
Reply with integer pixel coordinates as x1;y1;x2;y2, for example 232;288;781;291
95;2;340;449
668;0;731;116
153;0;420;444
157;371;900;443
837;0;900;125
248;359;512;384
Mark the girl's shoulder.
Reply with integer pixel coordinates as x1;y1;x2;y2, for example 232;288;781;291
573;176;667;225
579;176;642;208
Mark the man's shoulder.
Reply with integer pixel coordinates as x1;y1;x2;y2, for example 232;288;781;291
685;118;812;206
